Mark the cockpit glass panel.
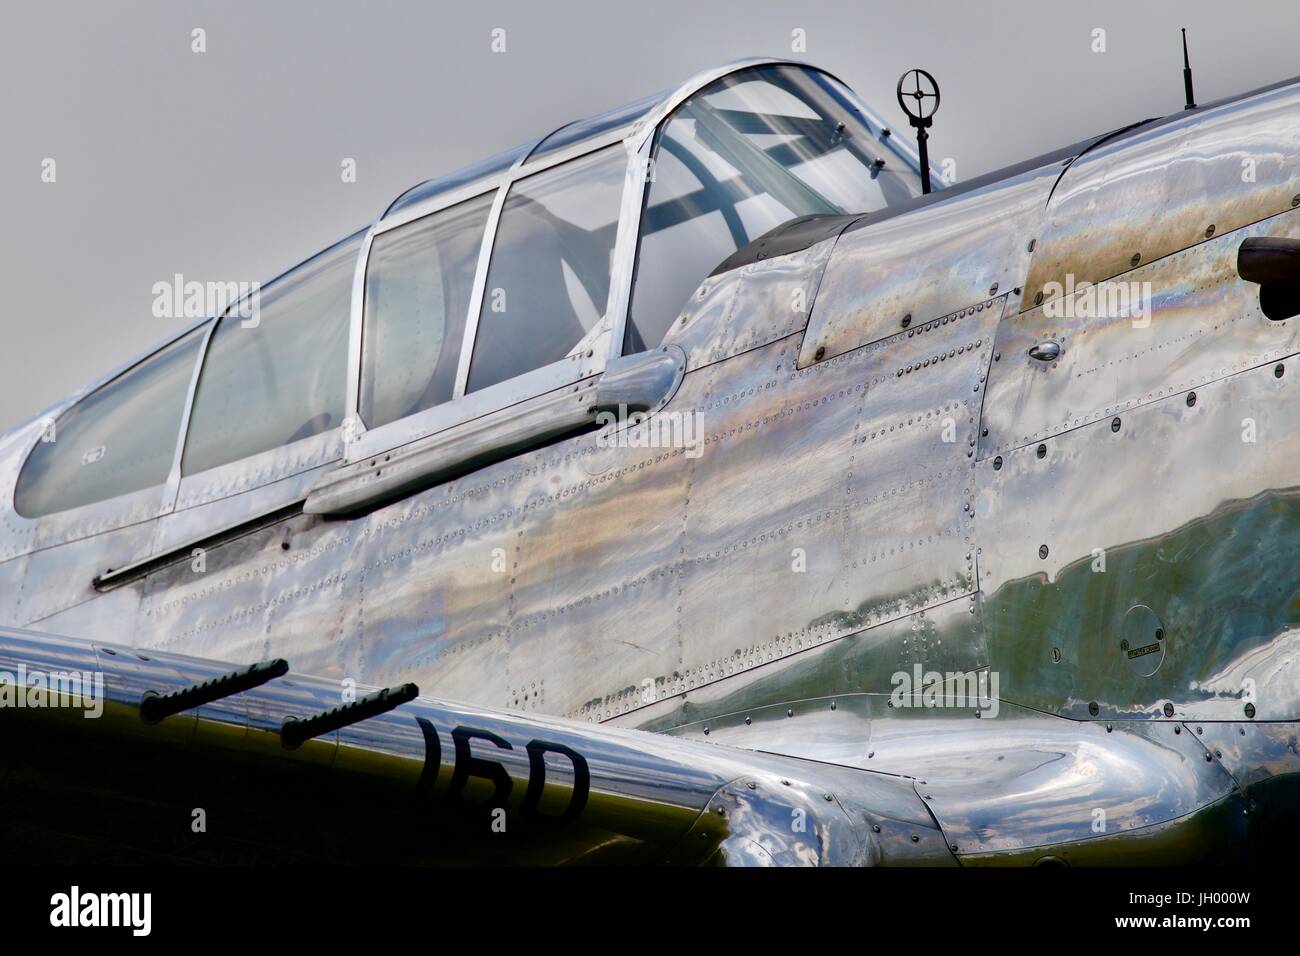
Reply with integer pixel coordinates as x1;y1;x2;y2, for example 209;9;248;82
182;231;362;475
15;326;204;517
360;192;494;429
466;144;626;393
625;65;919;354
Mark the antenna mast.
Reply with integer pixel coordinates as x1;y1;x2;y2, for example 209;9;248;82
1182;28;1197;110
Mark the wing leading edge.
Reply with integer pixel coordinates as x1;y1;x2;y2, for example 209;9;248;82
0;625;952;866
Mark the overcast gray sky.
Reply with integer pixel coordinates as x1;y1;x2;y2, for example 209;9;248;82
3;0;1298;430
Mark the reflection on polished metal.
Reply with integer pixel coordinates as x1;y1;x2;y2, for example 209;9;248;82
138;657;288;724
0;626;948;865
3;59;1300;865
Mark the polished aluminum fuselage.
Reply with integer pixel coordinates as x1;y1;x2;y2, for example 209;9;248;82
4;67;1300;864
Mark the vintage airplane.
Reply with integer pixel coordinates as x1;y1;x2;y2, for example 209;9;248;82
2;55;1300;865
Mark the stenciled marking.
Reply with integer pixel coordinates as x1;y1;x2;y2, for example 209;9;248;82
415;717;590;822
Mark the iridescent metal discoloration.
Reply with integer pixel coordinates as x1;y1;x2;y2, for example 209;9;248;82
1024;81;1300;313
3;61;1300;865
800;162;1057;366
982;208;1300;458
